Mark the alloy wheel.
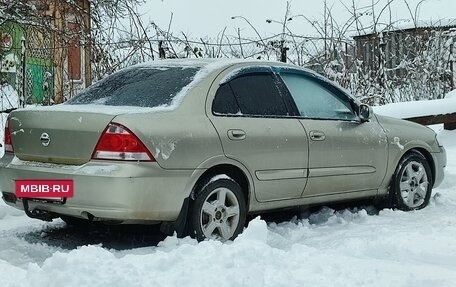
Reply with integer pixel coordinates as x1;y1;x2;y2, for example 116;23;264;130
199;187;240;241
399;160;429;209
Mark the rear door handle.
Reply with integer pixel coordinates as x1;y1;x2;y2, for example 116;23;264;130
309;130;326;141
227;129;246;141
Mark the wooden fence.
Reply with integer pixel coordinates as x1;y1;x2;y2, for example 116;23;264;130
405;113;456;130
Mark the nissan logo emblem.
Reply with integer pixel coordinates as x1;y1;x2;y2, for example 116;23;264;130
40;133;51;147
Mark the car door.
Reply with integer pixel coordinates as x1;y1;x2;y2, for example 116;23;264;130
208;69;309;202
278;71;388;197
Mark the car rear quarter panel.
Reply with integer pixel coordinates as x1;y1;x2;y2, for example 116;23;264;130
112;73;225;170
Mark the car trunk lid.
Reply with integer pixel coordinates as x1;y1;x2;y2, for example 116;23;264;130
8;108;118;165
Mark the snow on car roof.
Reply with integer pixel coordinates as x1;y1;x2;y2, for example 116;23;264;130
126;58;257;70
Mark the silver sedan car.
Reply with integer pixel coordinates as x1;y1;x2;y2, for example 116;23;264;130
0;59;446;241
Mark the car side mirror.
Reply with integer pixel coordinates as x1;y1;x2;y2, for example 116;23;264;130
359;104;372;122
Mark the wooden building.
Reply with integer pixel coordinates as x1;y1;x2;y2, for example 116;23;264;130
0;0;92;105
353;21;455;91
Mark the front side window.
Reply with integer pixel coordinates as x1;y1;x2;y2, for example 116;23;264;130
213;73;288;117
280;73;357;121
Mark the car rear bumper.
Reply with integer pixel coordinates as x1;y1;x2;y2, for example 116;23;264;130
432;146;446;188
0;154;194;222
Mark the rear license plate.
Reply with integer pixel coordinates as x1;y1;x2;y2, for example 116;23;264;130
15;179;74;199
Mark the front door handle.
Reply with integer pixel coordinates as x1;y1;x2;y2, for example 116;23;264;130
227;129;246;141
309;130;326;141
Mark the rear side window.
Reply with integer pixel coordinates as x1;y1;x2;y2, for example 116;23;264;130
218;73;288;117
212;84;240;115
66;67;199;107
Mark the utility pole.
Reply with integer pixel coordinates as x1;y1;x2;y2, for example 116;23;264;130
280;40;288;63
450;43;454;91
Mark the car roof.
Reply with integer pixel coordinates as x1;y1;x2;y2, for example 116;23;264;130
124;58;295;72
118;58;358;104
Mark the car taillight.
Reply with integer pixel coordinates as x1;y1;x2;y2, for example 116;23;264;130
4;117;13;153
92;122;154;161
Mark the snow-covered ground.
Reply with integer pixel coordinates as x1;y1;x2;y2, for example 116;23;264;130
0;130;455;286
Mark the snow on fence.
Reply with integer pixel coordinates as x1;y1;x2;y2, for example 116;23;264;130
373;92;456;130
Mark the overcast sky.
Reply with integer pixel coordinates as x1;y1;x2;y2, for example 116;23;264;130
140;0;456;39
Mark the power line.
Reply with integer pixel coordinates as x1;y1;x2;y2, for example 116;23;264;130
1;32;352;52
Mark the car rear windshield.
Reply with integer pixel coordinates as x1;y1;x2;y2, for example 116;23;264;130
66;67;199;107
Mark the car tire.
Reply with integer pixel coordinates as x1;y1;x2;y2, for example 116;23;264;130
190;176;246;242
390;150;433;211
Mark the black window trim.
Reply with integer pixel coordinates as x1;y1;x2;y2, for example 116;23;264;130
274;74;301;117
